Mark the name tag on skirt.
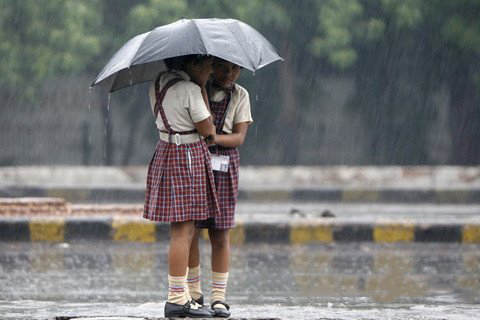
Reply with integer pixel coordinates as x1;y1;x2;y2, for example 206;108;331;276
211;154;230;172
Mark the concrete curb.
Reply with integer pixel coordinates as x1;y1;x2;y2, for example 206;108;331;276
1;216;479;244
2;186;480;203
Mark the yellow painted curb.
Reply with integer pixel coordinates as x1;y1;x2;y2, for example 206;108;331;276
373;224;414;243
342;190;379;202
248;190;292;201
199;228;209;240
112;219;156;243
199;224;244;245
229;224;245;245
29;219;65;242
462;225;480;243
47;189;90;202
290;224;333;244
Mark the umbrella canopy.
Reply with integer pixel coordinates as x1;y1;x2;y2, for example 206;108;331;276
92;18;283;92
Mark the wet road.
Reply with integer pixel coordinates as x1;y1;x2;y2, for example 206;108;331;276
1;241;479;319
235;202;480;222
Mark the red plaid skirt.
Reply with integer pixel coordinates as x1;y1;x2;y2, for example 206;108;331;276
195;147;239;230
144;139;220;222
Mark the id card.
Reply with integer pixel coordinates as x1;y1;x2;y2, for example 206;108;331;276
211;154;230;172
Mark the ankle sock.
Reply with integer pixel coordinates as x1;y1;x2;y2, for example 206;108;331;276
183;270;200;309
187;265;203;301
211;271;229;309
184;270;193;303
167;274;188;305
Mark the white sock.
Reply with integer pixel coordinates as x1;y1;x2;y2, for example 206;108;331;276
187;265;203;301
211;271;229;309
182;270;199;309
167;274;188;305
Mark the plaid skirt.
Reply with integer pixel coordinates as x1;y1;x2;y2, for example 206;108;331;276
196;147;239;230
144;139;220;222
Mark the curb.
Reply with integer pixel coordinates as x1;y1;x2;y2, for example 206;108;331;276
1;217;479;244
2;186;480;203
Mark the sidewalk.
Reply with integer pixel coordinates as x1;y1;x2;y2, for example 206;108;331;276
1;166;479;244
0;166;479;203
1;198;479;244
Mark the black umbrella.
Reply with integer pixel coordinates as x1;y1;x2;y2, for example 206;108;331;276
92;18;283;92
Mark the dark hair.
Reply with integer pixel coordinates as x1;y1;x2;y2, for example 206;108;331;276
212;57;243;69
164;54;211;70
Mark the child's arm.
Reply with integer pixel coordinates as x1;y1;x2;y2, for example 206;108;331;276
188;84;215;141
200;85;214;122
213;122;249;147
195;118;216;141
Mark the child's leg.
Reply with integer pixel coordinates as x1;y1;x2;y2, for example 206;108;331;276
168;221;195;305
188;228;201;267
187;228;203;302
209;229;230;307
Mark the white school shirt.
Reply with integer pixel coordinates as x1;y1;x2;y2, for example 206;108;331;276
210;83;253;134
149;70;211;132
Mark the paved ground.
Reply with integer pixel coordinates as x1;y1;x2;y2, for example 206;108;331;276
1;242;479;319
1;167;479;318
1;166;480;204
2;166;479;189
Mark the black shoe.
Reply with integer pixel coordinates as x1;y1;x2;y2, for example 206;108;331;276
164;301;213;318
192;295;215;316
192;294;204;306
211;300;231;318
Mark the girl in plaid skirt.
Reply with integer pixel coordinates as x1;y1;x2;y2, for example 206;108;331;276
187;58;253;318
144;55;220;318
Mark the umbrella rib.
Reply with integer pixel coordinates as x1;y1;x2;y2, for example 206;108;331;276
222;20;256;71
191;20;209;55
109;31;154;91
129;31;155;65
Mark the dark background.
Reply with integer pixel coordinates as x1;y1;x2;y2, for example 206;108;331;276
1;0;479;166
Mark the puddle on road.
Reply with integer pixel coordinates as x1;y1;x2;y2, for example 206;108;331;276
0;242;479;319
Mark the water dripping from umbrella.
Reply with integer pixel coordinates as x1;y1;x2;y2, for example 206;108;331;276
88;86;92;110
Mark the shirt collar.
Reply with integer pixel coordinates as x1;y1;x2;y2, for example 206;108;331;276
170;69;190;81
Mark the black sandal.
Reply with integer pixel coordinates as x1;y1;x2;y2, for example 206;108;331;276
164;301;213;318
193;294;204;306
192;295;215;316
211;300;231;318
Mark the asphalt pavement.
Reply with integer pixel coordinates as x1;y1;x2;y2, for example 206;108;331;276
1;242;480;319
1;166;480;319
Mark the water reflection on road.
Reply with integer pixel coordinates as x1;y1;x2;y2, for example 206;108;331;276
1;242;479;319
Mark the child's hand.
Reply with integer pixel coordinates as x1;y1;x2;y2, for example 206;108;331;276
204;134;216;145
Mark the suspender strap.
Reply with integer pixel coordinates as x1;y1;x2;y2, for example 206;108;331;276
217;91;232;134
207;82;234;134
154;76;198;135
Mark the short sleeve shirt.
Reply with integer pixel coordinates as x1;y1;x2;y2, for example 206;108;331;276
210;83;253;134
149;70;211;132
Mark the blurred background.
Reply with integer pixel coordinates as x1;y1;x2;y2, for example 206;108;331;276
0;0;479;167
